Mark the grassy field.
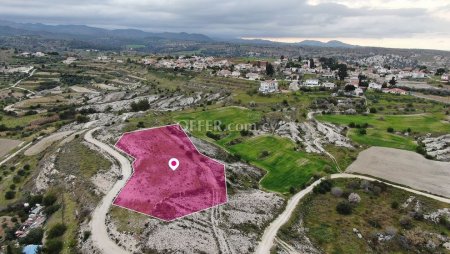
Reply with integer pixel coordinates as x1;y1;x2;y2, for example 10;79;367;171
317;113;449;150
228;135;331;193
278;178;450;254
174;106;262;146
365;91;447;114
174;107;333;193
1;113;42;128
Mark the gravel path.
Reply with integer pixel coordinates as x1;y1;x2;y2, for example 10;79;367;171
84;128;131;254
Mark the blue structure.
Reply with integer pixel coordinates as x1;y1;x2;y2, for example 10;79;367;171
22;245;40;254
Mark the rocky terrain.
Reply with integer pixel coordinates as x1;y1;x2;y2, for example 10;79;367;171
422;134;450;161
93;128;286;254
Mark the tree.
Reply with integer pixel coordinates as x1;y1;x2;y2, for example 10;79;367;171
336;201;352;215
348;193;361;203
389;76;397;86
19;228;43;245
435;68;446;76
266;63;274;77
387;127;394;133
369;107;377;113
359;128;367;135
337;64;348;80
44;239;63;254
309;58;315;68
47;223;67;239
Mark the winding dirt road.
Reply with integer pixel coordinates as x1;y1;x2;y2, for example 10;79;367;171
84;128;131;254
255;173;450;254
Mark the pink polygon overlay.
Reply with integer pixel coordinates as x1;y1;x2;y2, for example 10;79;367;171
113;124;227;221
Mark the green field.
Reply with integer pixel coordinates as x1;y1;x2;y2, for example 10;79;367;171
228;135;330;193
317;113;449;150
174;107;332;193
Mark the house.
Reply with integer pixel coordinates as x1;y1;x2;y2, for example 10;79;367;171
259;80;279;94
321;72;335;79
383;88;408;95
354;87;364;96
23;245;41;254
246;73;260;80
322;82;336;89
441;74;449;82
368;82;382;90
303;79;320;87
350;76;359;87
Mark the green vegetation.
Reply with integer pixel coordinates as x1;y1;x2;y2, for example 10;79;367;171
317;113;449;150
279;178;450;254
228;135;331;193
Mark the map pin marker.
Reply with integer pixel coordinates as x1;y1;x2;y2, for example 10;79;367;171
168;158;179;171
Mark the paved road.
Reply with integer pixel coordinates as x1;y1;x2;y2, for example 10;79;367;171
0;142;32;166
84;128;131;254
255;173;450;254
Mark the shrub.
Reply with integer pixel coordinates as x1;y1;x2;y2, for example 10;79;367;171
44;239;63;254
336;201;352;215
348;122;355;128
387;127;394;133
47;223;67;239
369;107;377;113
82;231;91;242
331;187;343;197
43;193;57;206
44;204;61;216
260;150;270;158
399;216;413;229
348;193;361;204
206;131;221;140
313;180;333;194
439;216;450;230
359;128;367;135
391;201;399;209
19;228;43;245
5;191;15;200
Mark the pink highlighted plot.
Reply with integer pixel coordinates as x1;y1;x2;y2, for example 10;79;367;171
113;124;227;221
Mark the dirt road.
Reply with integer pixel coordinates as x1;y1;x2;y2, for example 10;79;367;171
84;128;131;254
255;173;450;254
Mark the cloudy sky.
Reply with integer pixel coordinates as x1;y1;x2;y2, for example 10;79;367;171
1;0;449;50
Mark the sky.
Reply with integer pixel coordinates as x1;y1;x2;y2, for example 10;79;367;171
0;0;449;51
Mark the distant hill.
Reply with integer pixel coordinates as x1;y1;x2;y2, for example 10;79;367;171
0;20;213;42
295;40;356;48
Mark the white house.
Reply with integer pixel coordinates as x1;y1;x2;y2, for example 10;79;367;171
259;80;278;94
354;87;364;96
368;82;382;90
441;74;449;82
303;79;320;87
322;82;336;89
383;88;408;95
217;70;231;77
231;71;241;78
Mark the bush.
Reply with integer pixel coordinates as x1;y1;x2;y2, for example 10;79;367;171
348;193;361;204
44;204;61;216
82;231;91;242
331;187;343;197
43;193;57;206
47;223;67;239
19;228;43;245
206;131;221;140
348;122;356;128
358;128;367;135
5;191;15;200
391;201;399;209
399;216;413;229
387;127;394;133
369;107;377;113
44;239;63;254
336;201;352;215
260;150;270;158
130;99;150;112
313;180;333;194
